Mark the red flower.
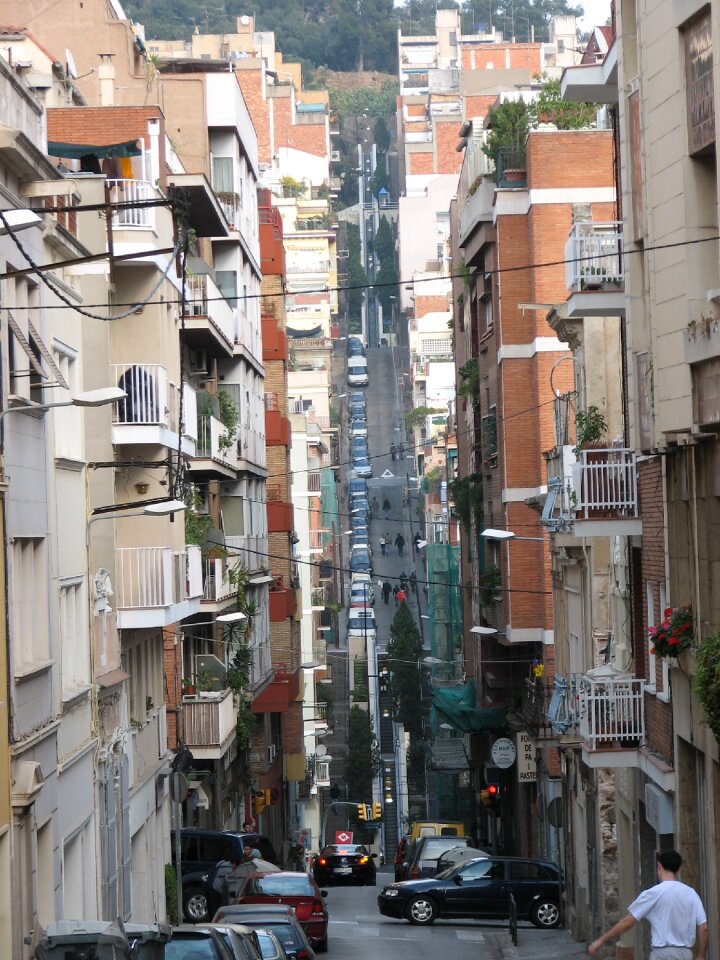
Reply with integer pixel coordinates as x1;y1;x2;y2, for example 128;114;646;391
663;607;673;618
668;636;680;646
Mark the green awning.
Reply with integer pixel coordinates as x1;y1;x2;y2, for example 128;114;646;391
432;681;508;734
48;139;142;159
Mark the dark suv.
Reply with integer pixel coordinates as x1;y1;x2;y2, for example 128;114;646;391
171;828;279;922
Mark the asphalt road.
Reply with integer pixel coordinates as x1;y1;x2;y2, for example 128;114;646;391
323;866;497;960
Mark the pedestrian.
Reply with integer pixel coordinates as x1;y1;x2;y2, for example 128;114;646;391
392;584;399;605
395;533;405;557
382;498;391;519
589;850;708;960
409;570;417;593
413;531;422;551
397;589;406;603
390;443;397;461
380;534;387;556
242;819;255;833
382;580;391;604
371;496;379;519
399;571;408;591
398;442;405;458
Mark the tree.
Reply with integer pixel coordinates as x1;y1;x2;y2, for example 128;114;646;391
482;100;530;168
345;224;368;329
373;116;391;154
387;604;424;736
373;217;398;323
346;705;382;812
461;0;584;43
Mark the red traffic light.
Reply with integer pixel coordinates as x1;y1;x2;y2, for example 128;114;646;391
486;783;499;796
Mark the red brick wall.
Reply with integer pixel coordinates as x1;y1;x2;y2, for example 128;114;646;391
436;120;464;174
464;95;498;119
272;97;293;154
461;43;542;72
407;104;426;117
414;294;450;318
48;105;165;153
409;151;435;174
163;626;182;749
527;130;614;189
237;70;271;164
288;121;328;158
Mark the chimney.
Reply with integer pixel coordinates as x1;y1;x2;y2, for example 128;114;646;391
98;53;115;106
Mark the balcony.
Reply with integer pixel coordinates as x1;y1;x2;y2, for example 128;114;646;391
269;581;296;621
107;178;156;230
565;221;625;318
267;486;294;532
182;688;237;760
202;556;238;609
261;316;289;362
116;545;203;628
182;273;235;355
547;666;645;768
286;261;331;274
265;397;292;447
188;413;239;479
112;363;197;455
259;203;286;276
542;447;641;537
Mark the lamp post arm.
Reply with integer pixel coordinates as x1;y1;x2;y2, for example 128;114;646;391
0;399;76;426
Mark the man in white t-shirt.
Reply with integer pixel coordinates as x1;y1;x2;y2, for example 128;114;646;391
588;850;708;960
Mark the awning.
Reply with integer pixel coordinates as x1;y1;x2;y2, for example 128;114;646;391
432;681;508;734
48;139;141;159
287;324;323;339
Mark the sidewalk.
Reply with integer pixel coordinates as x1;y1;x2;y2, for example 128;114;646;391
486;927;588;960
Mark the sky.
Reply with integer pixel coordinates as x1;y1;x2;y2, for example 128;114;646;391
578;0;612;30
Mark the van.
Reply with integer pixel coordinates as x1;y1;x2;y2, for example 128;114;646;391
409;820;465;842
347;356;369;386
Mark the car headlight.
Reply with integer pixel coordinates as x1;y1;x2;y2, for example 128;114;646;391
382;887;400;897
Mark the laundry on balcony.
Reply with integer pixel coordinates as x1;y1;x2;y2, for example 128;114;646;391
546;675;577;735
432;681;507;733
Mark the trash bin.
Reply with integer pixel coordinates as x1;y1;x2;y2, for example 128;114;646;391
33;919;171;960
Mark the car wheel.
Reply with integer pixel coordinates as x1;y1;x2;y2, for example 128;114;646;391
406;896;437;925
183;885;210;923
315;938;329;953
530;899;561;929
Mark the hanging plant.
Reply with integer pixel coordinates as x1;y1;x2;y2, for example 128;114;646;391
695;632;720;742
649;604;694;658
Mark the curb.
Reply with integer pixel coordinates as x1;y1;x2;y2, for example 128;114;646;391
486;930;588;960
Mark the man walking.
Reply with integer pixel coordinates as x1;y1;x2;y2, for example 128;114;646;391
588;850;707;960
382;580;392;604
395;533;405;557
380;533;387;556
390;443;397;461
383;497;391;519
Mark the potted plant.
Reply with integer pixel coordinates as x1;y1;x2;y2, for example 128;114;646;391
182;678;197;697
649;605;694;659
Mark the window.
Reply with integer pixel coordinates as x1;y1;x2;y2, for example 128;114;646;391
53;342;82;461
122;632;161;723
460;858;501;880
59;578;89;695
557;39;565;53
221;497;245;537
508;860;545;880
215;270;238;304
12;537;49;673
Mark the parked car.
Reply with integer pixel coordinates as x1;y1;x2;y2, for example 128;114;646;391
171;829;279;922
393;834;411;882
254;928;292;960
350;437;369;455
349;548;371;574
348;403;366;422
212;906;315;960
312;844;377;886
348;391;365;405
347;478;368;502
347;336;365;355
402;835;473;880
350;581;375;608
377;856;563;928
352;497;370;518
352;456;372;478
236;872;329;952
347;609;376;637
409;821;465;841
166;926;234;960
196;923;264;960
349;419;368;439
351;532;371;552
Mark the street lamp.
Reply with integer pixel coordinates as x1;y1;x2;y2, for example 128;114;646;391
481;528;545;542
0;386;126;426
470;625;497;636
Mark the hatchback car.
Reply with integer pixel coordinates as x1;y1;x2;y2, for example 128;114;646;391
166;926;234;960
213;906;316;960
377;856;563;928
347;478;368;501
393;834;411;882
350;437;369;454
236;872;329;952
255;929;292;960
351;532;370;551
349;548;371;574
196;923;263;960
312;844;377;886
348;403;366;421
351;498;370;520
352;456;372;478
349;419;368;439
348;392;365;405
350;582;375;608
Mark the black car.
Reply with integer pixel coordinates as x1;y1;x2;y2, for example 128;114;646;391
312;844;377;886
377;856;563;928
166;926;234;960
213;906;316;960
402;835;472;880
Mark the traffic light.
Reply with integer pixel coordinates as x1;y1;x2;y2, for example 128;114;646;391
357;803;368;820
372;802;382;820
253;790;266;815
480;783;500;814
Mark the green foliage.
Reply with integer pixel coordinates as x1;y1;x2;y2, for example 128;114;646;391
235;700;257;749
482;100;530;168
184;487;213;547
695;632;720;742
217;389;240;452
281;176;306;198
372;153;390;194
345;224;368;322
457;358;480;407
374;116;391;154
459;0;584;42
406;736;427;796
531;74;596;130
405;406;445;430
448;473;483;529
346;705;382;800
573;405;607;455
480;563;502;606
165;864;179;925
387;604;424;736
329;81;399;121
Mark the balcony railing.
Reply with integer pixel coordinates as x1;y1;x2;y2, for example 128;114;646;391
573;448;639;519
182;688;237;753
202;556;237;603
196;414;233;462
116;545;203;611
112;364;197;440
565;221;624;292
286;261;331;274
547;668;645;752
107;179;155;229
183;274;236;347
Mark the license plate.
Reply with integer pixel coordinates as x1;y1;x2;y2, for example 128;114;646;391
334;867;352;874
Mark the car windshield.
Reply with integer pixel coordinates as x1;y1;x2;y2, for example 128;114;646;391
256;933;281;960
323;845;367;855
248;875;315;896
419;837;470;858
166;938;216;960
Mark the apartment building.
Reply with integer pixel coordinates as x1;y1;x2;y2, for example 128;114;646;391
557;1;720;952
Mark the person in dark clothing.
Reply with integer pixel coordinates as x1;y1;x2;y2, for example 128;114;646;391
392;584;400;604
390;443;397;461
409;570;418;593
398;442;405;458
382;580;392;604
383;497;391;518
413;531;422;550
395;533;405;557
399;571;408;591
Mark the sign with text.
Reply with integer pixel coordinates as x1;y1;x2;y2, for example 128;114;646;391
516;732;537;783
335;830;353;843
491;737;516;769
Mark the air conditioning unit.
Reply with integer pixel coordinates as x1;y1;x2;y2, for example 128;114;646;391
189;349;209;375
330;150;341;162
267;744;277;764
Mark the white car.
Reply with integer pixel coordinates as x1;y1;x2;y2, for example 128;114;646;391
350;419;368;439
347;609;376;637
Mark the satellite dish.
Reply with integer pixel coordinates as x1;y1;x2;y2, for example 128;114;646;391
316;744;327;757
